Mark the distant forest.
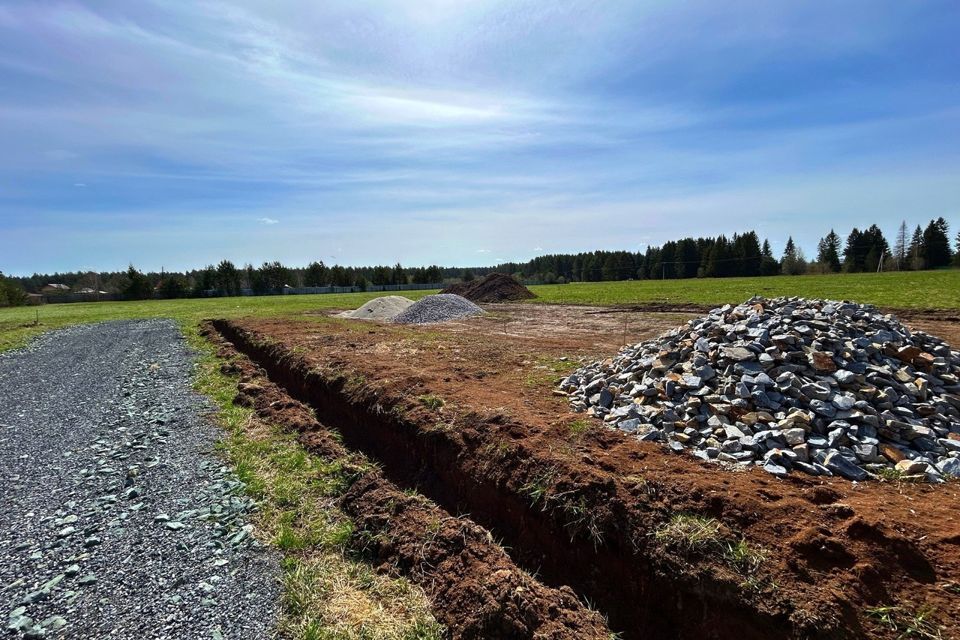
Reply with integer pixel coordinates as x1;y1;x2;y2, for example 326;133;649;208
2;217;957;304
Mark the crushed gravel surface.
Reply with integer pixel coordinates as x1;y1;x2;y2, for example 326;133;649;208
0;320;279;639
392;294;483;324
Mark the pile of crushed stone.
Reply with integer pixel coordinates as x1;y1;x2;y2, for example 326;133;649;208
442;273;535;303
392;294;483;325
561;297;960;482
339;295;414;321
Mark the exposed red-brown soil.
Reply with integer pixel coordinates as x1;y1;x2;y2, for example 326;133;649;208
203;324;612;640
209;306;960;640
442;273;536;302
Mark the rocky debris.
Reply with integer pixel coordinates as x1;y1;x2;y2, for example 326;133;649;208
0;321;278;639
441;272;535;303
338;295;414;321
392;293;483;324
561;297;960;482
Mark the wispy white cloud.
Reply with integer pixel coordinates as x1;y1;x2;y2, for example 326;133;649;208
1;1;957;273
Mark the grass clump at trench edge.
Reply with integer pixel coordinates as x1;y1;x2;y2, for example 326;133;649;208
653;514;723;552
188;327;444;640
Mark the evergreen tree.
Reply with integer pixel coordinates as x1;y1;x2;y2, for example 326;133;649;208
816;230;842;272
391;263;407;285
862;224;890;272
922;217;951;268
215;260;242;295
304;261;328;286
760;239;780;276
955;230;960;267
909;225;925;270
674;238;698;279
123;265;153;300
843;228;865;272
159;275;189;299
0;272;28;307
781;237;807;275
893;221;909;270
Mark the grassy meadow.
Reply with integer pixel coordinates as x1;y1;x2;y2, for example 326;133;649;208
2;269;958;353
530;269;960;309
0;290;438;353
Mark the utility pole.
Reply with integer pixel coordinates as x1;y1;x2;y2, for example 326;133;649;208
877;250;885;273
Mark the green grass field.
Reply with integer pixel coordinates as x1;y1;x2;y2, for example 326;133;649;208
1;269;957;353
0;290;437;353
529;270;960;309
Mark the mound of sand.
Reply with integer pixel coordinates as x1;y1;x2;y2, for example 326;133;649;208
392;294;483;324
442;273;535;303
339;295;415;321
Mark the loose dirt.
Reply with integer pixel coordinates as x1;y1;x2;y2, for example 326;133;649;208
206;324;612;640
442;273;536;303
211;305;960;640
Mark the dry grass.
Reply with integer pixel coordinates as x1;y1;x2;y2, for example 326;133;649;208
190;328;443;640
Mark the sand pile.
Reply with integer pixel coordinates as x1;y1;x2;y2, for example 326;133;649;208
442;273;535;303
562;296;960;482
392;294;483;324
339;295;414;321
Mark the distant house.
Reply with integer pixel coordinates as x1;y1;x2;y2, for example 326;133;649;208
76;288;108;295
26;293;44;305
41;283;70;294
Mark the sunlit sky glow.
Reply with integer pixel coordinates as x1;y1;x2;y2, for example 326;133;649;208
1;1;958;273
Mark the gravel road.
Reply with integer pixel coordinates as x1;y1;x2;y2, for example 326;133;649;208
0;320;279;639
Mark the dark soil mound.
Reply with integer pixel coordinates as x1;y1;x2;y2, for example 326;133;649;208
442;273;535;303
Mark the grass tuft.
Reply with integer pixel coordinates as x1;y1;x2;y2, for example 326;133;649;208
866;605;943;640
189;328;443;640
417;394;445;411
653;514;722;552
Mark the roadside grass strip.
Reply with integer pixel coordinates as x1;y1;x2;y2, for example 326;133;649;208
188;328;444;640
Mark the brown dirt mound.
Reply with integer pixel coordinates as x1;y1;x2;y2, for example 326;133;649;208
442;273;535;303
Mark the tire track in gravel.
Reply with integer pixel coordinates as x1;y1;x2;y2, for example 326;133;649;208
0;320;279;639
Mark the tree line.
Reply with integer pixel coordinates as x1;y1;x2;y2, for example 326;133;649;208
2;217;957;304
493;217;957;283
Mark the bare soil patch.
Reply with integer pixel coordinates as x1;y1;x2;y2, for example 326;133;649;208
205;323;611;640
210;305;960;639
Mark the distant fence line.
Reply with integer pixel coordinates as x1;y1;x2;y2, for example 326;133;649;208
205;282;444;297
37;282;445;304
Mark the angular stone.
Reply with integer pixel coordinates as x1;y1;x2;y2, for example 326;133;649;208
894;459;928;475
824;451;869;481
810;351;837;373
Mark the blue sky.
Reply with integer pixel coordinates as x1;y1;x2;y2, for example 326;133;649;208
1;1;958;274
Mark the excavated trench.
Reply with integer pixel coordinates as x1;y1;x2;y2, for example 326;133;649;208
212;320;798;640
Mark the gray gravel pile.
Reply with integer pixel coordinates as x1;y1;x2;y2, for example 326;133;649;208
338;295;414;321
561;297;960;482
0;320;279;639
392;294;483;324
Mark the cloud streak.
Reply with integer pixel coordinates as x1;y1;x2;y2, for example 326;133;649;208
0;1;958;273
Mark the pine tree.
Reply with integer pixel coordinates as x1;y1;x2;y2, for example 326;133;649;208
909;225;925;270
843;228;864;272
304;261;328;286
781;237;807;275
862;224;890;272
816;230;841;272
760;239;780;276
923;217;951;268
391;263;407;285
955;230;960;267
893;221;909;270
